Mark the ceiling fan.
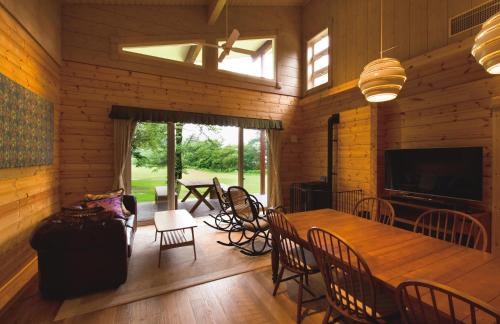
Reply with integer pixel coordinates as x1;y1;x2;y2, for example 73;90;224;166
199;2;257;62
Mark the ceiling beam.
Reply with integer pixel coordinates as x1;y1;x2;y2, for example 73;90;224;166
185;44;202;64
207;0;226;25
252;40;273;60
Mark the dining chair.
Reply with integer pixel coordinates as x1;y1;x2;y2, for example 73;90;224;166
396;279;500;323
217;186;271;256
203;177;233;232
352;197;395;226
268;210;323;323
307;227;399;323
413;209;488;251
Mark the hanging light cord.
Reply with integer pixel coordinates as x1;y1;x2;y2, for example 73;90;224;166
380;0;383;58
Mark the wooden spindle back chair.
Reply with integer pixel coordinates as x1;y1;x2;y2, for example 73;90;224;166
396;279;500;324
413;209;488;251
307;227;398;323
268;210;322;323
352;197;395;226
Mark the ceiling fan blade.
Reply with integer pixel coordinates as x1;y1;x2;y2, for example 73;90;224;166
225;29;240;49
218;49;229;63
230;47;257;56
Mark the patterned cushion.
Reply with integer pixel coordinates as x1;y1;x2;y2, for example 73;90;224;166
85;196;128;220
83;189;131;217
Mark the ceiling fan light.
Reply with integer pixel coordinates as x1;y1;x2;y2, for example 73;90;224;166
358;58;407;103
472;12;500;74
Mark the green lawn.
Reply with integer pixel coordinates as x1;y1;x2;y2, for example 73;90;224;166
132;166;266;202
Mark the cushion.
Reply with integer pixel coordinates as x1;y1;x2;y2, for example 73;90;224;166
86;196;129;220
84;189;131;217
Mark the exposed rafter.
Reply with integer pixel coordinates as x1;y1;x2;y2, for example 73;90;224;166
185;44;202;63
207;0;226;25
251;39;272;60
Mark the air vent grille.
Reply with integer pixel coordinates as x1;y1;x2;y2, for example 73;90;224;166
450;0;500;36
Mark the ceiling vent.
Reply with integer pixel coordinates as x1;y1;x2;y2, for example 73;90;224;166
449;0;500;36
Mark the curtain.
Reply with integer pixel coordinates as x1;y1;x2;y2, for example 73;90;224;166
109;105;283;130
113;119;137;193
267;129;283;208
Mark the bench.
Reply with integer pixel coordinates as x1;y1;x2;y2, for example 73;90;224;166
155;186;178;208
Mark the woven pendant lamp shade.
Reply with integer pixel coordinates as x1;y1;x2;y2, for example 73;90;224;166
358;58;407;102
472;12;500;74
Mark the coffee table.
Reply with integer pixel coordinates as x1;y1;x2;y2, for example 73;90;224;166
154;209;198;268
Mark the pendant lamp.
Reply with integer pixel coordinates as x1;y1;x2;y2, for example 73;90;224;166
472;12;500;74
358;0;406;102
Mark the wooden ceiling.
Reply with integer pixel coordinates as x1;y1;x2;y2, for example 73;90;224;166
62;0;307;6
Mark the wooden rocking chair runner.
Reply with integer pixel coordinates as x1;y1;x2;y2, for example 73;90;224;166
267;210;324;323
307;227;399;323
396;279;500;323
203;177;234;232
352;197;395;226
413;209;488;251
217;186;272;256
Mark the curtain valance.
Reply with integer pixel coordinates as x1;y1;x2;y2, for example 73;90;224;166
109;105;283;130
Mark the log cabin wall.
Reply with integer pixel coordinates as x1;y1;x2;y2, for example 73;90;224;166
62;4;301;96
302;0;487;90
59;4;302;206
0;2;60;310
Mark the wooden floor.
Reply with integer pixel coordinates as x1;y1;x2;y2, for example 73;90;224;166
0;267;329;324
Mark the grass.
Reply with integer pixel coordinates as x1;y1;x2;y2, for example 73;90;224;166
132;166;266;202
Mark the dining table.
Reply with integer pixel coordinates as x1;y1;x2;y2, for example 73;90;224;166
272;209;500;321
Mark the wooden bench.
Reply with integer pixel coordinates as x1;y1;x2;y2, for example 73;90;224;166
154;186;178;208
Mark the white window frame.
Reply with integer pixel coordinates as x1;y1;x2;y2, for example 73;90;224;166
306;28;330;91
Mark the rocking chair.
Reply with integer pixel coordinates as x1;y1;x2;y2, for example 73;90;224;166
203;177;234;232
217;186;272;256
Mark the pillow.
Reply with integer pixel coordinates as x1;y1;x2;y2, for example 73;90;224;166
84;189;124;201
85;196;128;220
83;189;131;216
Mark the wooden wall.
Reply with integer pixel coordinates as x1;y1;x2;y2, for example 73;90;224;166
59;61;301;206
0;0;61;63
298;36;497;216
0;5;60;310
61;4;301;96
302;0;488;89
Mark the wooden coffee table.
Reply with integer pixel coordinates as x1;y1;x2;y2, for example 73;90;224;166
154;209;198;268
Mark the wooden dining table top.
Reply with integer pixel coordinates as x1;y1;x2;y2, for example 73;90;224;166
285;209;500;310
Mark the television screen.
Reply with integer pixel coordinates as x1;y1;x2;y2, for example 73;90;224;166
384;147;483;201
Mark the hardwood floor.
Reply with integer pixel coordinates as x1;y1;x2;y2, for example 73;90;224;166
0;267;328;324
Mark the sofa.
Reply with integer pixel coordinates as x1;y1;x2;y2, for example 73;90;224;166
30;195;137;299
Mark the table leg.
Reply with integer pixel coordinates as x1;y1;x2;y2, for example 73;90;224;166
190;188;214;213
271;233;279;283
181;190;192;202
158;232;163;268
191;227;197;260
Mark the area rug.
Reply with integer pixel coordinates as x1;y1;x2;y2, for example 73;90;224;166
55;217;271;320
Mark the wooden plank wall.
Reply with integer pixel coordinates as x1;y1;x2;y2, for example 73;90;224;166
61;4;301;96
302;0;487;89
0;5;60;308
298;90;377;196
60;61;301;206
378;40;497;212
298;37;497;213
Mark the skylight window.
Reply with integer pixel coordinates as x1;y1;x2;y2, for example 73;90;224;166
217;38;275;80
121;42;203;66
307;29;330;90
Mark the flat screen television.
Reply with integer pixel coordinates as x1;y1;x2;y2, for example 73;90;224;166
384;147;483;201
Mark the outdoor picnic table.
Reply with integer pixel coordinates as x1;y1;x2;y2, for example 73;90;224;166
177;179;215;213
